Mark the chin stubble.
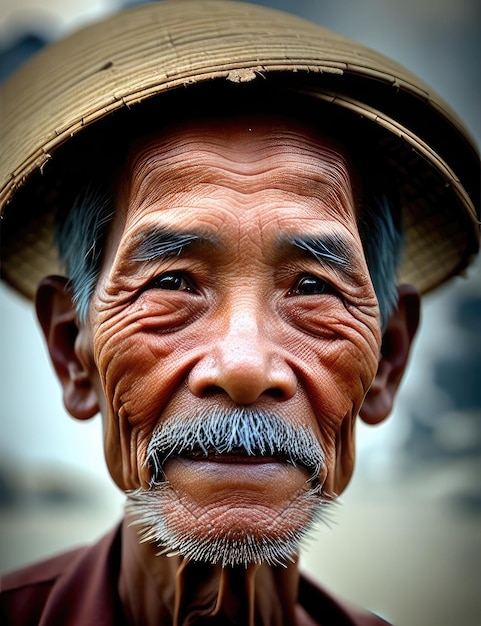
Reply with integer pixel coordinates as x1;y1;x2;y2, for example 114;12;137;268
126;406;335;567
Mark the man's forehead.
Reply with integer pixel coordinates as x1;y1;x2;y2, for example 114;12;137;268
98;111;365;278
85;104;378;326
114;111;359;216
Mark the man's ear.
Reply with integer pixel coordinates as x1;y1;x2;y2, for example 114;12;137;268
360;284;420;425
36;276;99;421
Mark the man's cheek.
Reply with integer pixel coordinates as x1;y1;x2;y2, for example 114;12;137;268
308;336;379;421
323;413;357;497
304;332;379;494
92;327;166;489
93;321;200;489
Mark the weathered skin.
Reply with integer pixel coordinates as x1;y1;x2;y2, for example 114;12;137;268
36;114;419;624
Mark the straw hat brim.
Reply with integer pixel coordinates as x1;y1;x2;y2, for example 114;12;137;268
1;0;479;300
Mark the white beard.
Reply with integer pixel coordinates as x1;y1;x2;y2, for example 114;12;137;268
126;480;333;567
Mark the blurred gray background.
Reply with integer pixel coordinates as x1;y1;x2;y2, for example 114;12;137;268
1;1;480;624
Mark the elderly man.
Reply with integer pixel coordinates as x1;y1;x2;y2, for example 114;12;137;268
0;1;479;624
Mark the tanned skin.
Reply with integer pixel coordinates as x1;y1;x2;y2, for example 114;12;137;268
36;114;419;625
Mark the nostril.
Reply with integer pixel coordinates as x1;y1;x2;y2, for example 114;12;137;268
188;353;297;404
193;383;286;402
201;385;224;397
266;388;285;399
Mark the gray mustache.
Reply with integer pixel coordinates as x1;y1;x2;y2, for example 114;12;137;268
146;406;325;484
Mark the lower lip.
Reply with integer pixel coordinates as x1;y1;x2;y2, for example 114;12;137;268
162;456;311;499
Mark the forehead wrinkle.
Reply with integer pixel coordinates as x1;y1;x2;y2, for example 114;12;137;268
126;165;357;219
124;122;358;205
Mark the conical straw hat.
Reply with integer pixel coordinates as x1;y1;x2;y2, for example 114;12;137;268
1;0;479;299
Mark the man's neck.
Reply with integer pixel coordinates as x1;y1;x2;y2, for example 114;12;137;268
118;519;315;625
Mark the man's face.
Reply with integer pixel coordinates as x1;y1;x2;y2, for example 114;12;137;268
75;114;382;563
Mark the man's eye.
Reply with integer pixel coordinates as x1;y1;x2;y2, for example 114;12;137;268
147;272;194;292
288;275;333;296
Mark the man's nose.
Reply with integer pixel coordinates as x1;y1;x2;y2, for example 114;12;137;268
188;308;297;405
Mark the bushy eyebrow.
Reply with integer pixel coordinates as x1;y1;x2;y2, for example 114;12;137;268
287;233;354;273
130;226;218;263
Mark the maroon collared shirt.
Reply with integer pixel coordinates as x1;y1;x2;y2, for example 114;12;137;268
0;525;389;625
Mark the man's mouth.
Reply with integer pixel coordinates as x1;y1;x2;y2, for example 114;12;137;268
145;407;326;487
152;445;320;489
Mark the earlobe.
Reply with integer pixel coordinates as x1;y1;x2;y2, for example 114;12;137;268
36;276;99;420
360;284;420;425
